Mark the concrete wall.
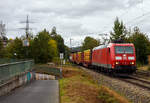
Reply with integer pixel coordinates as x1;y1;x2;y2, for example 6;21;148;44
0;72;34;96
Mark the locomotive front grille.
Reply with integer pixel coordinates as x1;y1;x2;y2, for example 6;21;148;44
115;65;136;73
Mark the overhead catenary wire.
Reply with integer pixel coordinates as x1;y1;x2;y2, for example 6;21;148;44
125;10;150;27
125;0;150;26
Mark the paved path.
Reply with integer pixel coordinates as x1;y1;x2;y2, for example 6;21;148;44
0;80;59;103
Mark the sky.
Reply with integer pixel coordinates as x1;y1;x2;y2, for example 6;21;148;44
0;0;150;47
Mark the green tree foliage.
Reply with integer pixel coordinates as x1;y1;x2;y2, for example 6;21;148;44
0;38;4;57
2;27;70;63
48;39;58;59
110;17;127;42
82;36;100;51
31;29;51;63
31;29;59;63
50;27;65;53
128;27;150;64
5;37;25;59
50;26;57;36
52;34;65;53
64;45;70;59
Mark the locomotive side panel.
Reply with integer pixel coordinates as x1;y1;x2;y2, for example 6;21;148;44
92;47;112;69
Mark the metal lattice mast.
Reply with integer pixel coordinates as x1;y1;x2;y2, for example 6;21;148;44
26;15;29;38
19;15;35;39
0;21;6;38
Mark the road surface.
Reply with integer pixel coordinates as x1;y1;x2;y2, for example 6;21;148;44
0;80;59;103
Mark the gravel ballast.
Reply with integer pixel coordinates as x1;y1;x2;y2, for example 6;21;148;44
81;67;150;103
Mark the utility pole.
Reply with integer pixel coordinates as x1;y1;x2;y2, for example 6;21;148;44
19;15;35;58
25;15;30;38
70;38;73;50
19;15;34;39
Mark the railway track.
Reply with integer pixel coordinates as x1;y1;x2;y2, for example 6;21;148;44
135;70;150;77
78;65;150;103
79;65;150;90
119;76;150;90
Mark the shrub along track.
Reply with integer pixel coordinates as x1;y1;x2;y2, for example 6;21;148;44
79;66;150;103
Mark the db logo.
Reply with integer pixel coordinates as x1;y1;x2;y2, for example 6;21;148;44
123;54;127;60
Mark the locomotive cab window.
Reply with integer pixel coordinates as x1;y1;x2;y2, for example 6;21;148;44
115;46;133;54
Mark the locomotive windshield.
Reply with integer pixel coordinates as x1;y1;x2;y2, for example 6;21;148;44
115;46;133;54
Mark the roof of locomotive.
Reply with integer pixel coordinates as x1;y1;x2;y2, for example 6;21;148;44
110;43;134;47
92;43;134;51
93;44;108;50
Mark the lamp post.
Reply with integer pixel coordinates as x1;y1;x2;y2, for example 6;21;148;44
14;53;17;59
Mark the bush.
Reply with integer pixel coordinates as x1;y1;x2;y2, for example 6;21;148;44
52;57;61;65
148;66;150;71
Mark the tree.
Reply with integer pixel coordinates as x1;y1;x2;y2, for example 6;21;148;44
50;26;57;36
52;34;65;53
128;27;150;64
49;27;65;53
31;29;59;63
48;39;58;60
5;37;25;59
82;36;100;51
110;17;127;42
0;38;4;57
31;29;51;63
64;45;71;59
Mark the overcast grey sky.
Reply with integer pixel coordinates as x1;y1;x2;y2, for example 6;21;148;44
0;0;149;47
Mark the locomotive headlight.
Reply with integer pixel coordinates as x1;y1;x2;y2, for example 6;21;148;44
115;56;122;60
128;57;135;60
116;62;119;64
130;62;134;64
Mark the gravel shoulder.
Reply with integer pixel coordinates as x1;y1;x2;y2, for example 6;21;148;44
80;67;150;103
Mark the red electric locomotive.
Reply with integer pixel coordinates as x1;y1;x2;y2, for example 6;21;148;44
70;43;136;74
92;43;136;74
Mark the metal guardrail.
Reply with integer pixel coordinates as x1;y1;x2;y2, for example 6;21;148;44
0;58;20;64
33;65;62;79
0;60;34;85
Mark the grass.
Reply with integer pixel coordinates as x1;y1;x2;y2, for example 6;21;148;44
59;65;130;103
148;66;150;71
137;65;150;71
98;86;119;103
59;78;69;97
99;86;130;103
